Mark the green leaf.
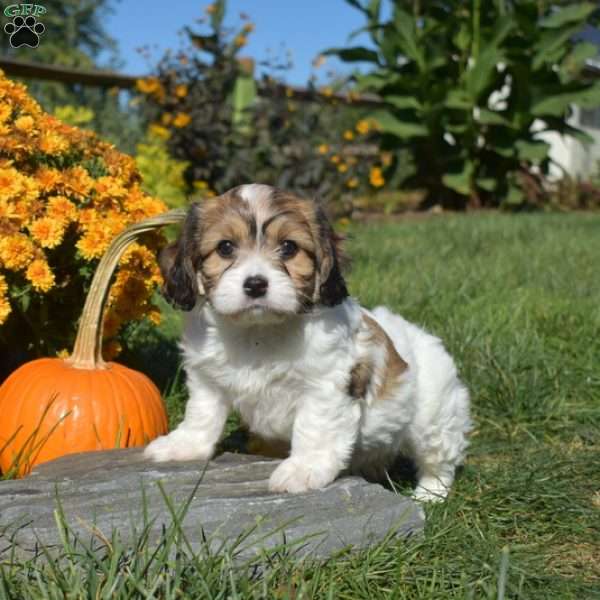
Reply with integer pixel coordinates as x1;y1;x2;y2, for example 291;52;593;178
467;47;503;99
325;46;380;63
476;177;498;192
370;110;428;139
515;140;550;162
442;161;475;195
445;89;472;110
533;25;582;70
355;72;392;92
560;42;599;79
384;95;422;110
503;184;525;206
539;3;596;29
532;83;600;116
477;109;511;126
392;8;424;70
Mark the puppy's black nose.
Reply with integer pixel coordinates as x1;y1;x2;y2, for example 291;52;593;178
243;275;268;298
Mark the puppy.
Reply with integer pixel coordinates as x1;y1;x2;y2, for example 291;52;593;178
144;184;471;501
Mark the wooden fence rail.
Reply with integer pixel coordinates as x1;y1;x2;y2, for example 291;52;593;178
0;57;382;107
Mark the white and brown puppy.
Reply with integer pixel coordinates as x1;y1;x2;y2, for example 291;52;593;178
144;184;471;501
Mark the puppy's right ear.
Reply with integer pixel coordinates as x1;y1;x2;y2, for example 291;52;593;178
159;203;202;311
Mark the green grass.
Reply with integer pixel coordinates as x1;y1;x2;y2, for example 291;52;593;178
1;212;599;598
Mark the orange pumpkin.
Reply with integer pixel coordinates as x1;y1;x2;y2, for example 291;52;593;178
0;210;185;477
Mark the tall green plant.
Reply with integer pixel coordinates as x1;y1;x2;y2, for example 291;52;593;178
329;0;600;209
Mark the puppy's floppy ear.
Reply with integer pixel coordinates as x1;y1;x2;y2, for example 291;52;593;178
159;202;204;311
313;204;349;307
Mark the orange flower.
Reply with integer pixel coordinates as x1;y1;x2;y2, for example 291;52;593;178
26;258;55;292
174;84;188;98
242;23;255;34
38;131;69;154
233;34;247;47
343;130;355;141
63;166;93;199
173;113;192;128
76;225;113;260
35;167;62;194
29;217;65;249
46;195;77;223
14;115;34;132
356;119;371;135
369;166;385;188
337;163;348;173
0;274;10;325
346;177;359;189
0;234;35;270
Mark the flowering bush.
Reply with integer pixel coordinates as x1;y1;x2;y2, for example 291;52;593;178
135;0;382;213
0;71;168;374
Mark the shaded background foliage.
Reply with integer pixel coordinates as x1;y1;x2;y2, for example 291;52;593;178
330;0;600;209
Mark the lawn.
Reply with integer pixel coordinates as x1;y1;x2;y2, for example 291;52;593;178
1;212;599;598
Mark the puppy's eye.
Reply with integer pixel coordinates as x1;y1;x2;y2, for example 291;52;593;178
216;240;236;258
279;240;298;259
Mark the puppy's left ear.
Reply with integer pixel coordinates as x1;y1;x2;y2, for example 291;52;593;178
314;205;349;307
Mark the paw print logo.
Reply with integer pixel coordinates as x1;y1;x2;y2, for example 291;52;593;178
4;15;45;48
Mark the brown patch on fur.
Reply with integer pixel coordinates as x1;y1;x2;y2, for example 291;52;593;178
348;361;374;400
261;207;317;307
348;313;408;402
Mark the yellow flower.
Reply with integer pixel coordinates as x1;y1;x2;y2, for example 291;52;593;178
205;3;216;14
242;23;255;34
369;166;385;188
0;274;10;325
35;167;62;194
14;115;34;132
38;131;69;154
76;220;119;259
0;234;35;270
343;130;355;141
161;113;173;126
356;119;371;135
29;217;65;249
193;180;209;190
317;144;330;155
0;104;12;124
149;123;171;140
136;77;160;94
26;258;55;292
381;151;393;167
174;84;188;98
63;166;93;199
337;163;348;173
330;154;341;165
346;177;359;189
172;112;192;128
234;34;247;48
147;310;162;326
321;86;334;98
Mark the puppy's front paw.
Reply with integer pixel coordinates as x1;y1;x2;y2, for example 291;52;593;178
143;429;214;463
268;457;339;494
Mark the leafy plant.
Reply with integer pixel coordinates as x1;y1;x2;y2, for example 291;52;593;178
330;0;600;209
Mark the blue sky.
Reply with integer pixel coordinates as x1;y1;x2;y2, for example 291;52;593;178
104;0;369;85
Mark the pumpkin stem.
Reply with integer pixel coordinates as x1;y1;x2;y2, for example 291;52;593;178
67;209;187;370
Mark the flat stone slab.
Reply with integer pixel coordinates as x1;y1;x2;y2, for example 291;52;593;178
0;449;424;561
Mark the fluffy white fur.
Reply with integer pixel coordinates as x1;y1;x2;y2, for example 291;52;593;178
144;184;471;501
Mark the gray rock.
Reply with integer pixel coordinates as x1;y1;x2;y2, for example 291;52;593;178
0;449;424;561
